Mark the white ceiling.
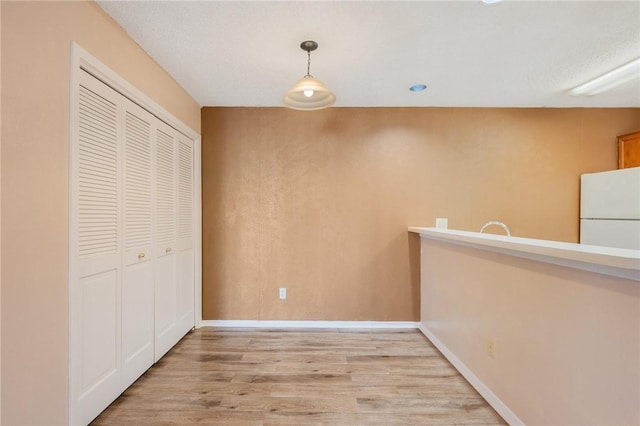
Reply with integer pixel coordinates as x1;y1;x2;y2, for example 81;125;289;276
97;0;640;108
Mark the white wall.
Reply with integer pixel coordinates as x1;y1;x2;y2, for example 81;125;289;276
420;237;639;425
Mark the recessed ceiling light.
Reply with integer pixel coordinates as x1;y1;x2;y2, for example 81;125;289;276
410;84;427;92
482;0;502;4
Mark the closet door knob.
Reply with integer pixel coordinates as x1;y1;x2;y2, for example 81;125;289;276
138;252;146;259
165;247;172;253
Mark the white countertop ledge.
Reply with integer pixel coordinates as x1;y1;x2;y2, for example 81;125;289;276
408;227;640;282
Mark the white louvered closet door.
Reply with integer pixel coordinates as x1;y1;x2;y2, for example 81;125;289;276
176;135;195;336
153;122;179;361
71;65;197;425
121;99;155;388
71;70;122;425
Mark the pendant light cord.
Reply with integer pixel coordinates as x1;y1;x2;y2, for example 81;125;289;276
306;50;312;77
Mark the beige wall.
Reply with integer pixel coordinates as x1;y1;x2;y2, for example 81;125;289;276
202;107;639;321
1;2;200;424
420;237;639;425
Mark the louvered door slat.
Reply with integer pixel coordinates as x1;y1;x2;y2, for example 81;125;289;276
78;85;118;258
155;128;176;246
178;138;193;241
79;94;119;117
78;136;118;157
124;110;152;252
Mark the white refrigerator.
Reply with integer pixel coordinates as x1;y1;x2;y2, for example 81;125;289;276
580;167;640;250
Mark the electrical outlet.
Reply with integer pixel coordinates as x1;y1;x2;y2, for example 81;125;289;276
487;337;496;359
279;288;286;300
435;218;448;229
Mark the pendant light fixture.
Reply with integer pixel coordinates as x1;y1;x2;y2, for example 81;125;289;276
283;40;336;110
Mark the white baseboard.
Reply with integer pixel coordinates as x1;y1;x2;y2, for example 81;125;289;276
200;320;420;329
418;324;524;426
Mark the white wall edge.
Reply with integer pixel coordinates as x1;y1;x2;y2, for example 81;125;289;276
417;325;524;426
68;40;82;426
201;320;420;329
193;136;202;329
409;227;640;281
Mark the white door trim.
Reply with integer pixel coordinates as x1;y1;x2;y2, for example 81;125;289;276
193;135;203;328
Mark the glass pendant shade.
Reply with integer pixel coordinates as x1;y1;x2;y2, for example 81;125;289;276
283;75;336;110
283;41;336;111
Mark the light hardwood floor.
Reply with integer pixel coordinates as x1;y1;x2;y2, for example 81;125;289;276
92;328;506;425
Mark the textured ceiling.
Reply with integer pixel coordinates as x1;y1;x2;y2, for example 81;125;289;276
98;0;640;108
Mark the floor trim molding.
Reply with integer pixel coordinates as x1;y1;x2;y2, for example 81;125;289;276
418;324;524;426
201;320;420;329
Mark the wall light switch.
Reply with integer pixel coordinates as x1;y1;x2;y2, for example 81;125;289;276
279;288;286;300
435;218;448;229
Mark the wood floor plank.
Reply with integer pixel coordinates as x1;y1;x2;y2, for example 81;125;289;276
231;373;353;384
267;383;401;399
220;395;359;413
91;327;506;425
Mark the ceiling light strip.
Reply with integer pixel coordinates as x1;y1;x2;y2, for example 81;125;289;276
570;58;640;96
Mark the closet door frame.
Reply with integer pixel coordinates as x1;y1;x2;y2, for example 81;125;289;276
69;43;202;424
